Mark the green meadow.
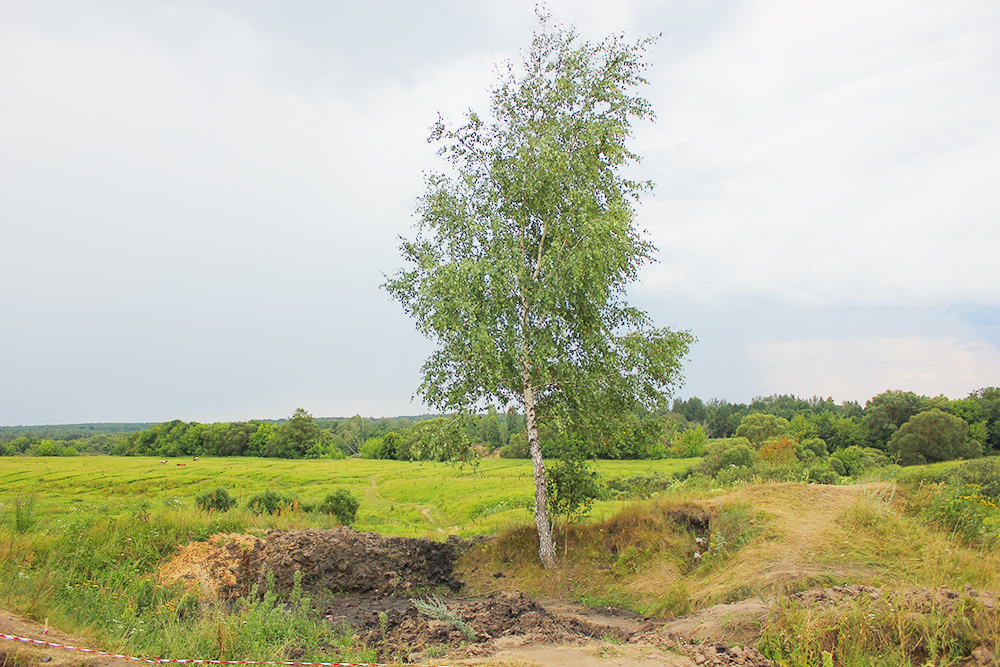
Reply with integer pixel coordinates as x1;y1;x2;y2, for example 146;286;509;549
0;455;696;537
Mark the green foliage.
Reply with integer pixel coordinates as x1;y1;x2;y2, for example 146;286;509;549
382;13;693;566
246;490;295;516
546;455;602;523
412;595;475;641
888;408;978;465
402;417;475;463
359;436;385;460
813;412;869;451
702;399;749;438
698;438;756;476
697;502;766;569
603;471;678;500
735;413;790;448
864;390;932;448
383;15;691;422
720;443;756;468
498;433;530;459
831;446;890;476
920;483;999;545
806;462;842;485
268;408;331;459
943;456;1000;497
316;490;360;525
759;587;999;666
195;488;237;513
4;494;37;533
670;425;708;458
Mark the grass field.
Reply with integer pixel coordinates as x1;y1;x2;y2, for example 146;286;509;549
2;454;999;666
0;455;698;537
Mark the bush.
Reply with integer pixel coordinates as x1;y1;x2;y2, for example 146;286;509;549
546;456;602;522
832;446;890;476
889;408;978;465
921;483;999;545
5;494;36;533
195;487;237;512
946;456;1000;497
698;437;756;476
670;425;708;458
359;437;385;460
246;490;294;515
828;456;847;476
720;443;756;468
498;433;530;459
758;436;798;463
316;489;360;524
807;462;841;485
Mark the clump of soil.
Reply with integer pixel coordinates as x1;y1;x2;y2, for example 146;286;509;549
158;528;469;601
789;583;999;615
158;533;265;600
252;528;467;597
346;590;612;650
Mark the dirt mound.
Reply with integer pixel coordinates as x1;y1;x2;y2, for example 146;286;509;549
350;590;597;653
335;590;774;666
158;533;264;600
253;528;467;597
789;583;999;614
658;599;770;646
158;528;469;601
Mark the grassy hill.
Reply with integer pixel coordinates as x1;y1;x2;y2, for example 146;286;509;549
1;455;998;665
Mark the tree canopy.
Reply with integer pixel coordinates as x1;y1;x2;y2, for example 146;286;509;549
384;13;693;568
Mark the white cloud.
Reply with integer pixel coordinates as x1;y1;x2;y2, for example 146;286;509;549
2;0;998;422
749;336;1000;402
636;0;1000;307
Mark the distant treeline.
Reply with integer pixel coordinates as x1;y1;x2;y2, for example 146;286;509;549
2;388;997;466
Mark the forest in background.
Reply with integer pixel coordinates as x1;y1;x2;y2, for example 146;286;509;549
2;388;997;471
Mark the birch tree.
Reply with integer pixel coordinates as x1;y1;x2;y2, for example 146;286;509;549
384;14;693;568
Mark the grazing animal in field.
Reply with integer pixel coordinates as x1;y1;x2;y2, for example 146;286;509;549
159;460;167;464
177;463;186;467
193;456;199;461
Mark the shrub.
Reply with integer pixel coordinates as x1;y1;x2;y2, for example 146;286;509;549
316;489;360;525
800;436;829;458
807;463;841;485
758;436;798;463
832;446;890;476
921;483;999;544
546;456;602;522
246;490;294;515
670;425;708;458
698;437;756;476
889;408;979;465
498;433;530;459
359;437;385;459
945;456;1000;498
604;472;677;499
195;487;237;512
720;442;756;468
828;456;846;476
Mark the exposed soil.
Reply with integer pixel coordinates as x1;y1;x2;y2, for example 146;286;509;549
8;526;994;667
158;527;775;665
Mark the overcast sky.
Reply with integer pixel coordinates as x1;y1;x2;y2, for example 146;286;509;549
2;0;998;426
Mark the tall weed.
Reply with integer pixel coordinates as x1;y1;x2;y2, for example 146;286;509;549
759;589;998;667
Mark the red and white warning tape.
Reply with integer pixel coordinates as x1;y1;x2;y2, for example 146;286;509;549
0;633;449;667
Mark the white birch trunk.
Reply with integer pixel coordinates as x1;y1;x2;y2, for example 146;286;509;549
522;374;557;569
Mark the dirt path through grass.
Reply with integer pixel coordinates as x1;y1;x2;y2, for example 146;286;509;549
701;482;883;597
